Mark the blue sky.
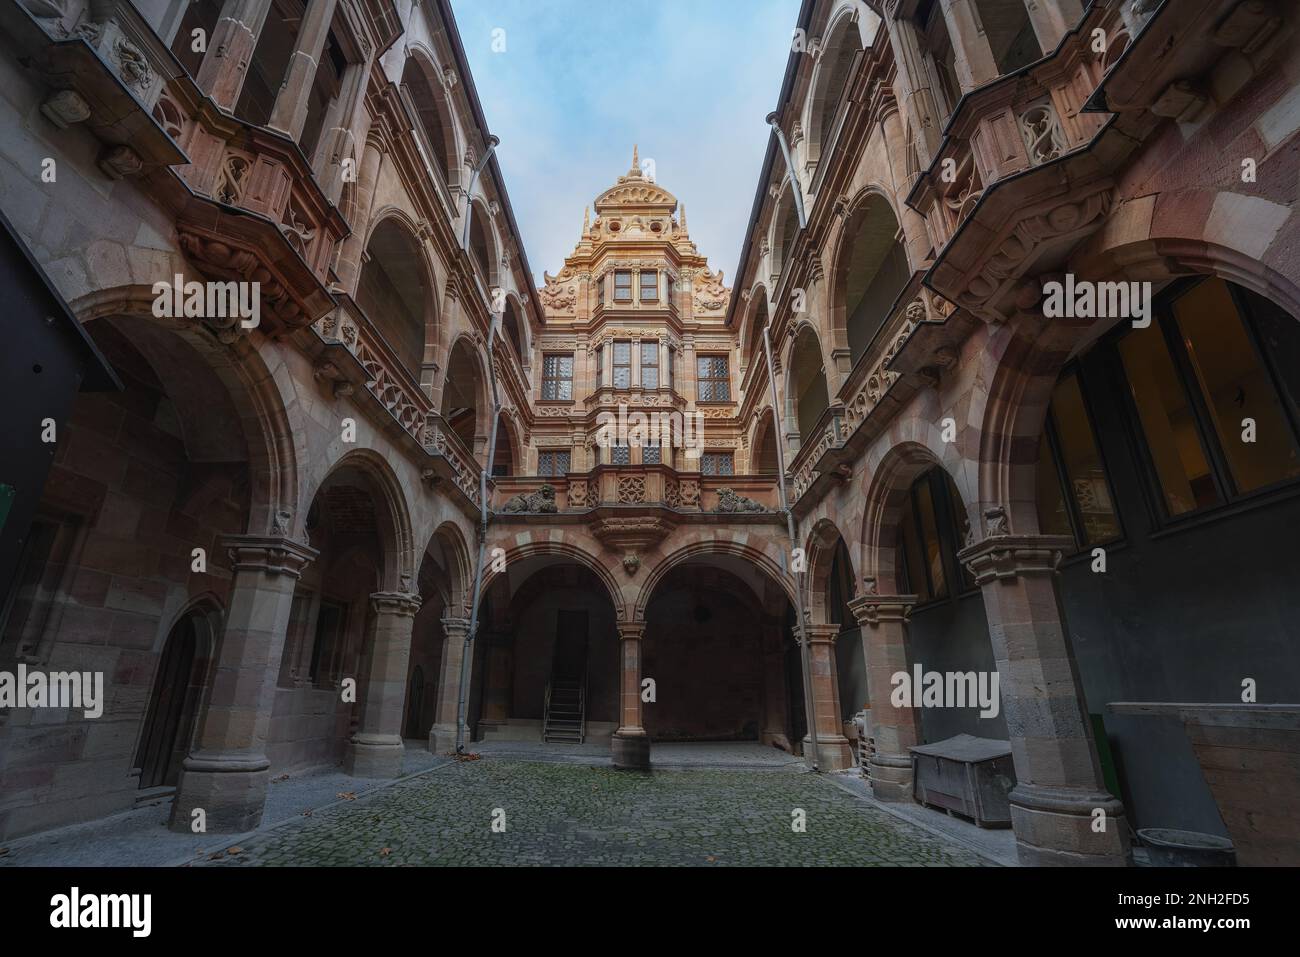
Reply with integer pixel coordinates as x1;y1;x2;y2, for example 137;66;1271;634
448;0;800;289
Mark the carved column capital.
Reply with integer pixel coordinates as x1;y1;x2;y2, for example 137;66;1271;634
847;593;918;627
440;616;472;638
957;535;1074;586
617;621;646;642
371;591;422;617
221;534;317;578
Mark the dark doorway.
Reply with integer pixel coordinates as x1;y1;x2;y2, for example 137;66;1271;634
405;664;425;738
553;610;589;681
136;609;210;789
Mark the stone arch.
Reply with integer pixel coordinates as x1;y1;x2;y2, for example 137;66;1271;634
483;540;625;620
770;181;800;283
980;209;1300;534
634;538;795;621
806;4;866;165
859;435;969;593
358;210;439;384
805;518;854;626
748;406;780;474
740;281;773;373
440;331;491;456
70;284;300;538
829;187;910;367
500;292;529;363
491;410;520;477
303;447;416;594
785;321;831;445
467;198;499;289
400;45;462;187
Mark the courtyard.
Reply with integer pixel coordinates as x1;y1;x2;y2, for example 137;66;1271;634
198;756;989;868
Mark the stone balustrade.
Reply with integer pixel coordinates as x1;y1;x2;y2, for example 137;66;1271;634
490;467;779;514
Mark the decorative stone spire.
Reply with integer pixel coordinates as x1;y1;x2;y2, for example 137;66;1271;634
582;206;590;238
630;144;640;177
679;202;687;233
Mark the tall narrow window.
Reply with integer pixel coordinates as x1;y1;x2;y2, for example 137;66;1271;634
542;354;573;401
640;270;658;302
299;26;349;161
594;344;604;386
614;270;633;302
613;341;631;389
170;0;223;79
641;341;659;389
642;446;661;465
234;0;304;127
1035;371;1121;548
697;355;730;401
896;468;973;605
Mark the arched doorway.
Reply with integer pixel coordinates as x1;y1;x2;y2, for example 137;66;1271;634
136;603;219;790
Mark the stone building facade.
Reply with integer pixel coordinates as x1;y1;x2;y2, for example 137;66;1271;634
1;0;1298;867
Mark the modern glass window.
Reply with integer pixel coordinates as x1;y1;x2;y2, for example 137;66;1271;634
614;270;633;302
613;341;631;389
697;355;730;401
1117;278;1300;519
701;452;734;476
1035;370;1122;549
538;450;571;476
642;445;661;465
611;444;631;466
640;270;657;302
896;468;974;605
541;354;573;401
641;341;659;389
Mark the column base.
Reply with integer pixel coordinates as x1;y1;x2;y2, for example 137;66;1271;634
611;730;650;769
1010;784;1133;866
802;734;854;771
428;724;459;755
169;751;271;834
345;733;404;779
868;752;915;802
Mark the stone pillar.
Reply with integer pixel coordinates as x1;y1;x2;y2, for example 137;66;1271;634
883;13;944;165
334;136;384;292
611;621;649;769
1024;0;1083;51
196;0;275;110
429;616;470;753
802;624;854;770
345;591;421;778
959;530;1131;866
848;592;923;801
940;0;999;90
171;535;317;833
267;0;341;141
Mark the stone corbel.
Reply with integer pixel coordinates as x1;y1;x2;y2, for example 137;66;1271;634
956;507;1073;586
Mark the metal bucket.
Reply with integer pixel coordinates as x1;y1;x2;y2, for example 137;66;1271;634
1138;828;1237;867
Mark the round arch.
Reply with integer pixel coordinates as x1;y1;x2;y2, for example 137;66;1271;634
634;538;795;621
358;210;438;382
829;187;909;367
980;212;1300;533
303;447;417;594
467;198;499;288
483;541;625;621
400;45;461;186
70;285;300;539
440;331;491;454
786;321;831;445
805;5;866;165
805;518;853;626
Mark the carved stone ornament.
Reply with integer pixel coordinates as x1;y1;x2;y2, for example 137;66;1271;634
622;553;641;576
500;484;557;514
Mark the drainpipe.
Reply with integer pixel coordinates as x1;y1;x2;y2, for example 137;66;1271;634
762;319;820;772
767;113;807;229
454;136;503;754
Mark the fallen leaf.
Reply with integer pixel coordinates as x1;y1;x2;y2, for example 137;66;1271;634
208;850;225;860
379;847;391;857
302;810;313;817
336;791;356;800
272;774;290;783
227;846;243;855
706;856;716;863
0;848;8;857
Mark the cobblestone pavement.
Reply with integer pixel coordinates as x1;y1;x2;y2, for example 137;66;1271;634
199;759;989;867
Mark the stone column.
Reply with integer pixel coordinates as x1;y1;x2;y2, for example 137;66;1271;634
959;529;1131;866
334;135;384;292
883;13;944;165
429;616;470;753
267;0;341;141
1024;0;1083;51
345;591;421;778
612;621;649;769
802;623;854;770
171;535;317;833
940;0;999;90
848;591;923;801
196;0;275;110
